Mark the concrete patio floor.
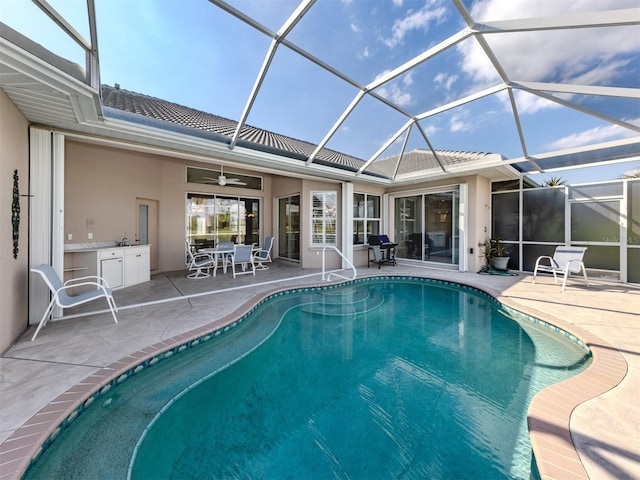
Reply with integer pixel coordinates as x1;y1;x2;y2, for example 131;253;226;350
1;260;638;479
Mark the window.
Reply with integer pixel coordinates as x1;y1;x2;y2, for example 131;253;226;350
353;193;381;244
186;193;260;248
186;166;263;190
311;191;337;246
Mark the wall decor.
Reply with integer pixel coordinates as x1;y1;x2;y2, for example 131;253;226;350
12;169;20;259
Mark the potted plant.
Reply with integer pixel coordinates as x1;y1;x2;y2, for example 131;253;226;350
480;241;493;270
489;237;510;271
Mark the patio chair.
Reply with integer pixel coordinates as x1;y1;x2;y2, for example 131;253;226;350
216;241;235;270
532;246;589;292
254;236;274;270
230;244;256;278
186;240;215;279
30;264;119;341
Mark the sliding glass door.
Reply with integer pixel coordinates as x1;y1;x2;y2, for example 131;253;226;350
393;190;460;266
186;194;260;248
278;195;300;261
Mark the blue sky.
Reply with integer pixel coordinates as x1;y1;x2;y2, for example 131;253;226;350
3;0;639;183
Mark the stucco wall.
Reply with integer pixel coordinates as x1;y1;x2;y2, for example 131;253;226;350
0;89;30;352
64;140;493;277
65;141;273;273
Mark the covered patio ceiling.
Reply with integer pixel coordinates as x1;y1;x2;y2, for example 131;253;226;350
0;0;639;184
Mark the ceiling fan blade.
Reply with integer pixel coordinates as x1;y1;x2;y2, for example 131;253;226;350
202;169;246;186
226;178;247;185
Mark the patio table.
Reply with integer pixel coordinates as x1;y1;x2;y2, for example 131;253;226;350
199;247;234;276
200;245;259;276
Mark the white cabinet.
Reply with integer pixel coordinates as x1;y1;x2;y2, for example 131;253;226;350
99;248;124;289
64;245;150;291
124;245;150;286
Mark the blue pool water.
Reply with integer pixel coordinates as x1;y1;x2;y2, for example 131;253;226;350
24;278;590;480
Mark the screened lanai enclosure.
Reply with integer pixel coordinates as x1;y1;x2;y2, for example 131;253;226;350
2;0;638;181
0;0;639;282
492;178;640;283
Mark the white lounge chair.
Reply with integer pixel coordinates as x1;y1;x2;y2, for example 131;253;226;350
254;236;274;269
186;240;215;279
532;246;589;292
30;264;119;341
230;244;256;278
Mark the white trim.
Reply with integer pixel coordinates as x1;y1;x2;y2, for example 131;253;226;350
342;182;354;267
459;183;468;272
310;190;338;247
52;133;65;280
28;128;52;325
388;185;463;268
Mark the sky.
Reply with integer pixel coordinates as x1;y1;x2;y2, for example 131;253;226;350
2;0;639;184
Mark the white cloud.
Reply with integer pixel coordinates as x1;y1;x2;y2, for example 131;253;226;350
422;123;439;137
434;72;458;90
373;70;414;106
459;0;639;90
377;82;413;106
545;119;639;150
383;1;448;48
358;47;371;59
403;71;414;87
392;0;404;6
513;90;562;114
450;112;473;133
350;23;361;33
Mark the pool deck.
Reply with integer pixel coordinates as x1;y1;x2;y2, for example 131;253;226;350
1;261;638;479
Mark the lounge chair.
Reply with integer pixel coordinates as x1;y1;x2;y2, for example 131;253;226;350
254;236;274;269
186;240;215;279
30;264;118;341
230;244;256;278
532;246;589;292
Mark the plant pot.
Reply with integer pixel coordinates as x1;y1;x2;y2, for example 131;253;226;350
491;256;510;271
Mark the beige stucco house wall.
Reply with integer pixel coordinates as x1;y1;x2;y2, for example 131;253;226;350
65;140;274;273
65;139;493;274
0;89;30;353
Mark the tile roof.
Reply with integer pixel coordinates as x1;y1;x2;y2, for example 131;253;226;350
101;85;501;180
101;85;388;177
374;149;504;176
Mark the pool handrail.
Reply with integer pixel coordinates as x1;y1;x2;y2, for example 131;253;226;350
321;246;357;281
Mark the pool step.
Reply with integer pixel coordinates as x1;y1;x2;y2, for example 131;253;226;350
302;288;385;316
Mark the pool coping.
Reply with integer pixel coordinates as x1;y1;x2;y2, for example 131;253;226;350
0;274;628;480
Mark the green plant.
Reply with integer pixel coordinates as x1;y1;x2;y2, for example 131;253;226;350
543;176;565;186
480;237;509;266
621;169;640;179
489;237;509;257
480;241;493;266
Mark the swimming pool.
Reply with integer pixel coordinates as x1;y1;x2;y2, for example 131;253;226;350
24;277;591;479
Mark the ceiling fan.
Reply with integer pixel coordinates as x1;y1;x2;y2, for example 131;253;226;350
203;165;247;186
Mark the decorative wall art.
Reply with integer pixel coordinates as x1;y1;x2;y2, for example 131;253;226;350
11;169;20;259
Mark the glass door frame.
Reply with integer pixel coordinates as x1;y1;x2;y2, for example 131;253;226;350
277;194;301;262
388;185;466;270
